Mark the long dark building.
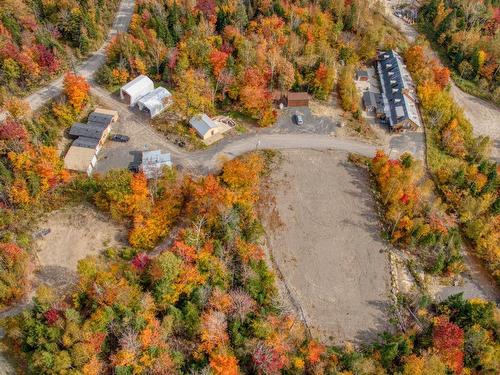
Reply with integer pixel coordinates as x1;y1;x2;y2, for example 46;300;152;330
377;50;422;131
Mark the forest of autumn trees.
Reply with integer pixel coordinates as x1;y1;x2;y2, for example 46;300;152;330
0;1;498;373
2;154;498;374
403;44;499;284
0;0;120;96
0;72;90;308
419;0;500;103
370;150;463;276
98;0;403;126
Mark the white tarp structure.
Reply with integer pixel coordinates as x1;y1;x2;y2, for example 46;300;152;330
120;75;154;107
137;87;172;118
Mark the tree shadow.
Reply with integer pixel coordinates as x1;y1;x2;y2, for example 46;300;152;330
341;161;385;243
353;299;393;345
35;265;78;295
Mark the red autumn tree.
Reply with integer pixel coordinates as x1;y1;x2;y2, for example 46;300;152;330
0;119;27;141
432;64;450;89
210;49;230;78
433;316;464;374
196;0;216;23
252;343;286;375
63;72;90;111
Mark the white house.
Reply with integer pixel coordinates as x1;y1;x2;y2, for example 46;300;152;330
189;113;230;142
137;87;172;118
120;75;155;107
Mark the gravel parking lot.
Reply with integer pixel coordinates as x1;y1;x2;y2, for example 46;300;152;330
273;106;339;135
260;150;390;344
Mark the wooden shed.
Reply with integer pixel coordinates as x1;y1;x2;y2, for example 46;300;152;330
287;92;310;107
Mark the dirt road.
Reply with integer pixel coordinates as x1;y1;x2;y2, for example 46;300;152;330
25;0;135;111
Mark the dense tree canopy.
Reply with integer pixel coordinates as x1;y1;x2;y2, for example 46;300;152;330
0;0;120;96
404;43;499;283
98;0;404;126
419;0;500;103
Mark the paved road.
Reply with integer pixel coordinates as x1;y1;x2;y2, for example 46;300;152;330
25;0;135;111
384;1;500;159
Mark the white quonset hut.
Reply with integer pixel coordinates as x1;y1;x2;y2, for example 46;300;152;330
137;87;172;118
120;75;155;107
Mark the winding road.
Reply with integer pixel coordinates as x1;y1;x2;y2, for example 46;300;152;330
25;0;135;112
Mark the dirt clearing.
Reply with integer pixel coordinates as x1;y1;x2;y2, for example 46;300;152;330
260;150;390;345
33;205;126;291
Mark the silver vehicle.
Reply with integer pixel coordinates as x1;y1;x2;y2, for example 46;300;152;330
293;113;304;125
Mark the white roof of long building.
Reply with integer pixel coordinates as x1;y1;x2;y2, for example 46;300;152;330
121;75;154;97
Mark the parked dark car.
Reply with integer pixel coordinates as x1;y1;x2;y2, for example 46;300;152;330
128;163;140;173
293;113;304;125
110;134;130;142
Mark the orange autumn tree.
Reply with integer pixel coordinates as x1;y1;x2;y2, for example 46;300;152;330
186;175;234;225
210;352;240;375
63;72;90;111
239;68;276;127
221;153;264;206
441;118;467;158
7;146;70;206
432;64;451;89
0;243;29;307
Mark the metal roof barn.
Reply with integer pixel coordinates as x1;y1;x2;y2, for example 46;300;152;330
189;114;218;139
141;150;172;179
137;87;172;118
88;112;115;126
120;75;155;106
69;122;108;139
287;92;310;107
73;136;99;149
93;108;119;122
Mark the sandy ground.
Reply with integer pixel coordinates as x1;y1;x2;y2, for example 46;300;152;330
260;150;390;345
34;205;126;291
0;206;125;374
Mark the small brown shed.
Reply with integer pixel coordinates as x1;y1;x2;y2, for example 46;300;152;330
287;92;310;107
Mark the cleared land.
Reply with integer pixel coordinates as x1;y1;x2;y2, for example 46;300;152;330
34;205;126;290
260;150;390;344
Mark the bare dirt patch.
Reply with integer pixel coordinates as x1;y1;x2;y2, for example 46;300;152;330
33;205;126;291
259;149;390;345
